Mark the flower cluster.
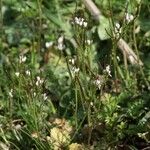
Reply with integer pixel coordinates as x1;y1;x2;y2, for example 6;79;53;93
19;55;27;64
93;77;102;89
114;23;122;37
71;67;80;74
94;79;102;89
69;57;80;75
104;65;112;77
74;17;87;27
125;13;134;23
35;76;44;86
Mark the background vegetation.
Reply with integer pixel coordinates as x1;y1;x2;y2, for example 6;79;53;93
0;0;150;149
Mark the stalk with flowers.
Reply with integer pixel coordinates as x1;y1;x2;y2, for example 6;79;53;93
0;0;150;149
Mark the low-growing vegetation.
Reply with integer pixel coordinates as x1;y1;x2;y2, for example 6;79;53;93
0;0;150;149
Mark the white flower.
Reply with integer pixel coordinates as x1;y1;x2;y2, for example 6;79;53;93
58;36;64;44
36;76;44;86
86;40;92;45
35;81;39;86
79;20;83;26
31;132;38;138
69;58;76;65
93;78;101;89
114;23;121;36
83;21;87;27
75;17;80;24
57;43;65;50
36;76;41;81
105;65;112;77
43;93;48;101
117;56;120;62
25;70;31;76
15;72;20;77
19;55;27;63
39;79;44;84
33;92;36;97
71;67;80;74
9;89;13;98
78;18;84;26
90;102;93;106
74;17;87;27
115;23;120;29
45;41;53;48
57;36;65;50
125;13;134;23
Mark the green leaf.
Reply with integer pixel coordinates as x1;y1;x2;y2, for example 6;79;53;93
140;19;150;32
98;16;111;40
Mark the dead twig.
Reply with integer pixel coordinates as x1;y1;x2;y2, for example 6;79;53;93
82;0;101;20
82;0;143;66
117;38;143;66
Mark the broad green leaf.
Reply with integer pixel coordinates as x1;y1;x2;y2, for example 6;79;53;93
98;16;111;40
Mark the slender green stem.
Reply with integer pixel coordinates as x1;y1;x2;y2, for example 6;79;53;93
132;3;150;88
87;105;92;145
0;0;3;50
75;80;78;129
0;0;3;30
37;0;42;52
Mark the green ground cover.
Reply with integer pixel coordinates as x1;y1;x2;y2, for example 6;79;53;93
0;0;150;149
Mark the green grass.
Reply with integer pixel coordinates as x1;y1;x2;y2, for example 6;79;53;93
0;0;150;149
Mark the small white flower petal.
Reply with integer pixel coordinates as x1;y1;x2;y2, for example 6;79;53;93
25;70;31;76
83;22;87;27
15;72;20;77
45;41;53;48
